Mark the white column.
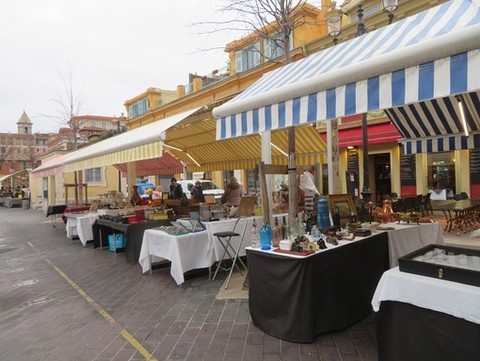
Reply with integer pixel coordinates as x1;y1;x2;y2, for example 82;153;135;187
127;162;137;203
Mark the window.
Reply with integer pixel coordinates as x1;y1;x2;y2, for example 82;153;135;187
264;32;293;60
427;152;455;195
84;167;103;184
235;43;261;73
129;98;149;118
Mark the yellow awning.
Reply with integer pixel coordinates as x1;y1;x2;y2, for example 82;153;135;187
164;114;326;172
64;141;162;172
32;108;203;176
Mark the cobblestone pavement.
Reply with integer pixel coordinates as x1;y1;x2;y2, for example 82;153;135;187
1;207;379;361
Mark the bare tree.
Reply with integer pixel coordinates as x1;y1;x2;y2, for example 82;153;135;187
199;0;326;221
0;146;13;174
195;0;324;64
24;137;40;170
51;68;86;151
47;67;87;204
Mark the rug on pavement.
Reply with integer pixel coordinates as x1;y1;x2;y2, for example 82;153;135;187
216;270;249;300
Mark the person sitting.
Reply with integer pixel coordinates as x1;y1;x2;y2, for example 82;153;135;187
190;181;205;203
169;178;183;199
219;177;243;206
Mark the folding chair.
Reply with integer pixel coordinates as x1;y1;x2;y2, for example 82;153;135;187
211;216;248;289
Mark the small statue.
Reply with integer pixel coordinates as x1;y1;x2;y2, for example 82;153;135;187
374;199;397;223
130;185;141;206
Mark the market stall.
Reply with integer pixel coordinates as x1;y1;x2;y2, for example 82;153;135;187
246;222;443;342
372;267;480;361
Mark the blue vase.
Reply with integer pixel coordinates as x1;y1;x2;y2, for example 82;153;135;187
317;197;331;228
260;223;272;250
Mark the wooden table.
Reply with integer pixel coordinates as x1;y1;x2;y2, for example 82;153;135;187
431;199;480;233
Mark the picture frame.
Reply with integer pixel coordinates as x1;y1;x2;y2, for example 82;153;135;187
327;193;357;225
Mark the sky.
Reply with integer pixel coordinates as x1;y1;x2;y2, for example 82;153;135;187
0;0;245;134
1;0;332;134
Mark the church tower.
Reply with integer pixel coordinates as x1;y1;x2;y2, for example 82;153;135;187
17;110;32;134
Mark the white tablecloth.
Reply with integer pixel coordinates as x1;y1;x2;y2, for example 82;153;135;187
65;212;102;246
138;229;212;285
138;215;277;285
205;216;264;261
385;222;444;267
372;267;480;324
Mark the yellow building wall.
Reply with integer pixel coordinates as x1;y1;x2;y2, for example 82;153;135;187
455;150;470;195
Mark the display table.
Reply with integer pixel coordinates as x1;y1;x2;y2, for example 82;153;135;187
386;222;443;267
247;232;390;343
138;229;212;285
65;212;101;246
93;219;171;263
246;222;444;343
138;216;266;285
372;267;480;360
4;198;22;208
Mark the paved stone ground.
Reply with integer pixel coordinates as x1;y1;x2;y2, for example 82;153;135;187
0;207;381;361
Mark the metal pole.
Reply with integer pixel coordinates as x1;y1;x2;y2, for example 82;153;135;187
357;4;372;206
361;112;372;203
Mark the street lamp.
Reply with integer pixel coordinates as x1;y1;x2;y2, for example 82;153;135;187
382;0;399;24
326;1;397;210
326;3;343;45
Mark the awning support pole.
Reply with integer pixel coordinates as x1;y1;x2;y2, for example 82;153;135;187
288;126;298;224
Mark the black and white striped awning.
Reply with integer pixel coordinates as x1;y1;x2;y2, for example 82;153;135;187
386;91;480;154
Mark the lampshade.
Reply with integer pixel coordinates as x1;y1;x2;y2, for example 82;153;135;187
382;0;398;13
326;7;343;38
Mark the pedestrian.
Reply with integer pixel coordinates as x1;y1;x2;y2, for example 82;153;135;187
169;178;183;199
219;177;243;206
190;181;205;203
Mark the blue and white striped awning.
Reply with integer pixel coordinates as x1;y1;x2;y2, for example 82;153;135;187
213;0;480;140
386;91;480;153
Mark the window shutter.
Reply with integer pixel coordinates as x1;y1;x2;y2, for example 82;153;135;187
235;51;243;73
253;43;261;66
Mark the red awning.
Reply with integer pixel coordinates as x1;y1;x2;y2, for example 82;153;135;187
114;153;183;177
321;123;401;148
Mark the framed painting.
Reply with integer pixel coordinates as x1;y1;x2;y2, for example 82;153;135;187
327;194;357;225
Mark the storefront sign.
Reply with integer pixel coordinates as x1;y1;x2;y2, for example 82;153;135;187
400;154;416;186
470;149;480;185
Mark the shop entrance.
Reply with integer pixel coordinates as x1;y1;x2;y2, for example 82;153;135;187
427;152;455;200
373;153;391;204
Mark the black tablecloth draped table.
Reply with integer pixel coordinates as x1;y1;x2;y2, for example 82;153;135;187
93;219;171;263
376;301;480;361
247;232;389;343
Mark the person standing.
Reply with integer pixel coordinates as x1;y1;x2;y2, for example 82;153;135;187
169;178;183;199
190;181;205;203
219;177;243;206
